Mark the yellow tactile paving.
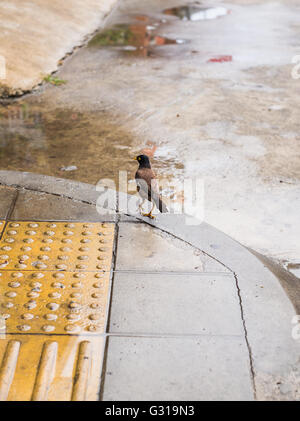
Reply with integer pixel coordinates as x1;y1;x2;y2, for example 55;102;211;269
0;271;110;334
0;222;114;271
0;221;115;401
0;335;105;401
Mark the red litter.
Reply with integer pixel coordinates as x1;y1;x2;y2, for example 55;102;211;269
208;55;232;63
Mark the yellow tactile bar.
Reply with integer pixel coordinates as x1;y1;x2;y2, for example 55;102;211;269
0;335;104;401
0;221;114;401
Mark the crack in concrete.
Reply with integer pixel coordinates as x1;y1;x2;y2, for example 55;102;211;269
233;272;257;400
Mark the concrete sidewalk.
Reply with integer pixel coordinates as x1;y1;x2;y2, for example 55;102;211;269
0;171;299;401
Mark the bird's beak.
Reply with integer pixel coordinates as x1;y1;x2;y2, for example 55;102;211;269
133;156;138;160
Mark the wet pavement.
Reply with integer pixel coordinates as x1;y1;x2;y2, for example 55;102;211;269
1;0;300;275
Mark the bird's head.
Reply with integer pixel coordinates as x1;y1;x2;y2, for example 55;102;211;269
134;154;151;168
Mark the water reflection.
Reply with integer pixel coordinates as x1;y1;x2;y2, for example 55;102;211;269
163;5;228;21
88;20;186;57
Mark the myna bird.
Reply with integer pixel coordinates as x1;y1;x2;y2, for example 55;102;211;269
134;154;168;218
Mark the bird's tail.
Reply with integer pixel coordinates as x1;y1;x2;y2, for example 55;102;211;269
153;192;168;213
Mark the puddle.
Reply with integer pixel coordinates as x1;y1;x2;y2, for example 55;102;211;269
88;20;187;57
0;103;137;184
0;103;182;187
163;5;228;21
87;7;231;58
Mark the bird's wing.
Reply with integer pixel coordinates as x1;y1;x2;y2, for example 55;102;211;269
135;168;168;213
135;168;156;198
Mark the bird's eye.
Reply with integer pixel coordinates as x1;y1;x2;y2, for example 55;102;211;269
138;157;141;161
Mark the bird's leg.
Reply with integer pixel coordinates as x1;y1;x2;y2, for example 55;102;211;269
142;201;155;219
138;199;146;214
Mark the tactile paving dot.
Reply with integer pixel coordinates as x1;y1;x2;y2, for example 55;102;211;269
0;222;114;271
0;270;110;334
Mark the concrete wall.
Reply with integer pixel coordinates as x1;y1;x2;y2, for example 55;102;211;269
0;0;118;96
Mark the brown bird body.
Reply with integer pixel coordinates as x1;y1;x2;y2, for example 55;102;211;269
135;154;168;218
